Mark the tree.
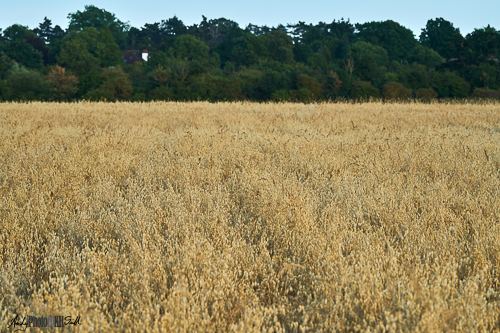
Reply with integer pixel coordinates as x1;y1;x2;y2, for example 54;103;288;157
261;30;294;64
349;41;388;83
416;88;438;101
350;81;380;99
173;35;209;62
294;73;323;101
47;65;79;101
85;67;133;101
231;33;267;66
382;82;411;100
68;5;130;47
2;25;43;69
57;36;100;75
57;27;122;73
259;68;292;100
432;71;470;98
286;21;311;43
57;27;122;95
0;51;13;79
34;17;53;41
195;17;241;48
33;17;66;65
400;63;432;92
464;25;500;65
145;51;170;73
4;64;49;100
323;19;356;42
420;18;463;60
160;16;188;37
410;45;443;68
356;20;419;62
461;63;500;90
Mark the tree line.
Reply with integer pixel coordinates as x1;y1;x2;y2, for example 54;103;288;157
1;5;499;102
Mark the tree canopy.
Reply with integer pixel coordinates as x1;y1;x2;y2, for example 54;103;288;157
0;7;499;102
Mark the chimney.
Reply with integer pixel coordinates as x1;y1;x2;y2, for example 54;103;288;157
142;49;148;62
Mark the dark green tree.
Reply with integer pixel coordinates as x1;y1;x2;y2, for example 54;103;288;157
356;20;418;62
231;33;267;66
261;30;294;64
58;27;122;72
400;63;432;92
432;71;470;98
161;16;188;36
68;5;130;47
173;34;209;62
85;67;133;101
0;51;13;79
464;25;500;65
2;25;43;69
34;17;66;65
420;18;463;60
34;17;56;42
349;41;388;83
410;45;443;68
57;27;122;94
4;64;49;100
350;81;380;99
57;36;100;75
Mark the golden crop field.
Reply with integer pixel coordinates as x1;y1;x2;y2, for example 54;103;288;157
1;101;499;332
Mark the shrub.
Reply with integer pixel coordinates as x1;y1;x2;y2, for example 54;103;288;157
85;67;133;101
432;71;470;98
271;89;292;102
5;65;49;100
296;74;323;99
416;88;439;101
150;85;174;101
291;87;314;102
130;92;147;102
471;87;500;99
382;82;412;100
350;81;380;100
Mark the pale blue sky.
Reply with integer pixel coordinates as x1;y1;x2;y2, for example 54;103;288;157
1;0;498;38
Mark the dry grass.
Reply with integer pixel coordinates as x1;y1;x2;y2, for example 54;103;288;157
1;101;500;332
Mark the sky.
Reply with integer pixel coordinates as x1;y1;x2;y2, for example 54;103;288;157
1;0;499;38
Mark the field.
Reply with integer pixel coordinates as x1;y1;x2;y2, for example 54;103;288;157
1;101;500;332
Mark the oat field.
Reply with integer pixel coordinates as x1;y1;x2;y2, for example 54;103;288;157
1;101;500;332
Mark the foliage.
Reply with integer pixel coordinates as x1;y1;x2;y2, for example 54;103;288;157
432;71;470;98
85;67;133;101
416;87;438;100
0;51;14;79
349;41;389;83
173;34;210;62
382;82;412;100
2;24;43;69
261;30;294;64
356;20;419;62
294;73;323;102
4;64;48;100
399;63;432;92
471;87;500;99
47;65;79;101
350;81;380;99
0;9;499;102
68;5;130;47
410;44;443;68
420;18;463;60
464;25;500;66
